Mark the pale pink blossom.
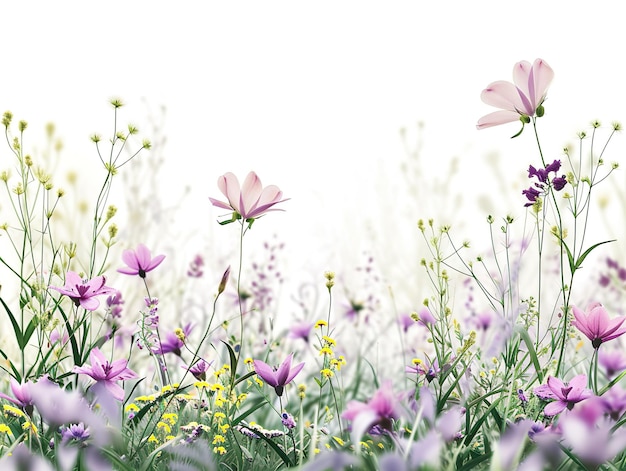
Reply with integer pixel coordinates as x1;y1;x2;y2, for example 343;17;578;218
477;58;554;130
209;171;288;221
571;302;626;349
117;243;165;278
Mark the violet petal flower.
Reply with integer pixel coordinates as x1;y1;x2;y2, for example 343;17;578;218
477;58;554;129
209;171;288;221
153;323;193;356
342;380;401;444
73;347;137;401
534;374;593;416
49;271;114;311
253;353;304;397
571;302;626;349
117;243;165;278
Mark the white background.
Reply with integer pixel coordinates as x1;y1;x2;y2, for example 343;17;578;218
2;2;626;313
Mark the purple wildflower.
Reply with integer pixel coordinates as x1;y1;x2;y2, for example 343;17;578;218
599;348;626;378
153;323;193;356
49;271;114;311
61;423;90;444
182;359;213;381
522;159;567;207
253;353;305;397
73;347;137;401
533;374;593;416
289;320;314;343
117;243;165;278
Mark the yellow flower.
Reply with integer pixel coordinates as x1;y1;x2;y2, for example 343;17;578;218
135;395;155;403
162;413;178;425
194;381;210;389
244;357;253;365
0;424;11;434
210;383;225;392
157;421;171;434
332;436;345;446
148;434;159;444
3;405;25;418
125;403;139;413
22;421;37;434
315;320;328;329
213;434;226;445
213;446;227;455
322;335;336;346
320;368;334;378
213;412;226;424
319;346;333;356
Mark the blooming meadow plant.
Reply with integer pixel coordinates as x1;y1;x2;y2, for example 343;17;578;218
1;59;626;470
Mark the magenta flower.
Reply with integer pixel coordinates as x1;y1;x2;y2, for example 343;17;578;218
153;323;193;357
533;374;593;416
571;302;626;349
599;349;626;378
0;377;36;415
342;380;402;443
182;359;213;381
477;58;554;130
209;171;288;221
73;347;137;401
117;243;165;278
253;353;305;397
49;271;114;311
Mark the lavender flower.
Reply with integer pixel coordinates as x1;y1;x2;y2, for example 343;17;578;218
73;347;137;401
49;271;114;311
253;353;305;397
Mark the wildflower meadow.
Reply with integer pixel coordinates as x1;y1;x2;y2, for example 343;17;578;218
2;58;626;470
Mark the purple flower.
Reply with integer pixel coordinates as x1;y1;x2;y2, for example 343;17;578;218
600;385;626;421
253;353;305;397
61;423;90;443
533;374;593;416
0;377;36;415
571;302;626;349
281;412;296;429
117;243;165;278
342;380;402;443
599;348;626;378
73;347;137;401
153;323;193;356
182;359;213;381
522;159;567;207
106;290;124;318
49;271;114;311
289;320;314;343
187;254;205;278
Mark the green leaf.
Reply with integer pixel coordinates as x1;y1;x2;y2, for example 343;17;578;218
1;296;24;349
574;239;615;271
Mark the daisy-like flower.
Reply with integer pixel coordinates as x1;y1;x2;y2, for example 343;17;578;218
49;271;114;311
117;243;165;278
73;347;137;401
571;302;626;349
253;353;305;397
533;374;593;416
209;171;288;222
477;58;554;133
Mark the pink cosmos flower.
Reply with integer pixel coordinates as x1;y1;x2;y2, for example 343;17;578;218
571;302;626;349
209;171;288;221
477;58;554;130
49;271;114;311
253;353;305;397
73;347;137;401
117;243;165;278
533;374;593;416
